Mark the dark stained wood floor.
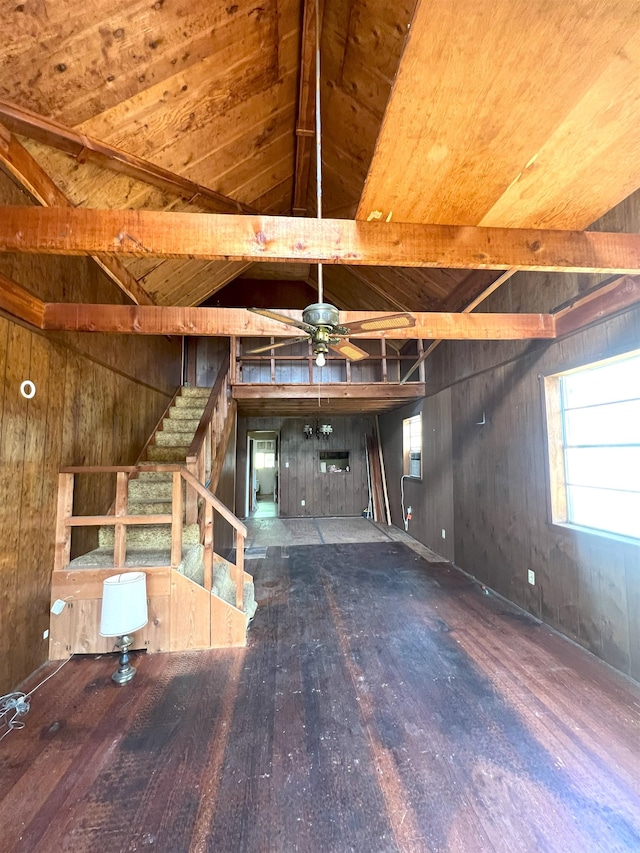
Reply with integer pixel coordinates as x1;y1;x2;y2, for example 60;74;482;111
2;541;640;852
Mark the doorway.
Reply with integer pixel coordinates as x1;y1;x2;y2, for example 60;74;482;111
246;430;279;518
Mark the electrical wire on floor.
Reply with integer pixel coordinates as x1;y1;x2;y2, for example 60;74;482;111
0;654;73;743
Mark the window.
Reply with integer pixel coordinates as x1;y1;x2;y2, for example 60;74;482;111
544;349;640;540
255;439;276;469
403;414;422;478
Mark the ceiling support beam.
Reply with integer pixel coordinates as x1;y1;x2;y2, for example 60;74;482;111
554;274;640;336
292;0;324;215
2;207;640;274
0;128;154;305
0;100;256;216
40;303;555;339
0;272;45;327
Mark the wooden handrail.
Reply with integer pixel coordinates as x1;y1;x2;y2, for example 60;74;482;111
180;468;247;537
186;351;230;465
55;462;247;607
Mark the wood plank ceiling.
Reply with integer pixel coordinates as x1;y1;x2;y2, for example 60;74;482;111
1;1;640;314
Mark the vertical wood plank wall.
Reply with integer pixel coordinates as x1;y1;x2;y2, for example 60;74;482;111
237;416;375;518
419;191;640;680
0;172;181;692
378;394;455;563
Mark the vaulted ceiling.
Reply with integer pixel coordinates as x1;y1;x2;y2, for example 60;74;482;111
2;0;640;314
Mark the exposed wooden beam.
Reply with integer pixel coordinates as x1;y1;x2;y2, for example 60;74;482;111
234;384;426;401
554;274;640;337
40;303;555;339
2;207;640;274
0;128;154;306
0;272;45;327
292;0;324;215
0;100;256;216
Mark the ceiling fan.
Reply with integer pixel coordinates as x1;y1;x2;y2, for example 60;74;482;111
245;0;414;367
246;305;416;366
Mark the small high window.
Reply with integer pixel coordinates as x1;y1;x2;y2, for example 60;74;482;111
544;349;640;540
403;414;422;479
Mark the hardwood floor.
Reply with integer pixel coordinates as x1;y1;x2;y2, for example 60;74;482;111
2;534;640;852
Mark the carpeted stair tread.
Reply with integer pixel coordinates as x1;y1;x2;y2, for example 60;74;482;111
154;429;200;447
180;386;212;397
146;445;191;462
127;499;175;515
161;417;201;433
127;479;183;500
174;396;208;410
68;543;202;570
168;406;207;421
99;522;200;549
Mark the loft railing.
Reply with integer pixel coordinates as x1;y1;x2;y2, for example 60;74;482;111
54;464;247;610
230;336;425;384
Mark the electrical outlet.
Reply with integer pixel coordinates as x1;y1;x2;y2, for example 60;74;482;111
441;528;446;539
285;461;289;468
301;499;305;506
528;569;535;586
43;629;49;640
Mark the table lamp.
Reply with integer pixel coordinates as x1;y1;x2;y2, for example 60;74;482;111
100;571;149;684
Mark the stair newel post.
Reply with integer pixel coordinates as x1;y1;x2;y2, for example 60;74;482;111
235;529;244;610
113;471;128;569
54;473;74;571
171;470;183;568
203;502;214;592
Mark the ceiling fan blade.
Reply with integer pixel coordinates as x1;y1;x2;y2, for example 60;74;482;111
343;313;416;335
329;339;369;361
245;336;309;355
249;307;315;334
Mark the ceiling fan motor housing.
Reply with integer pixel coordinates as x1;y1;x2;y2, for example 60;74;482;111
303;302;340;328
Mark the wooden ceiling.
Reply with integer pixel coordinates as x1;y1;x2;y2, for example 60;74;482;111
2;0;640;315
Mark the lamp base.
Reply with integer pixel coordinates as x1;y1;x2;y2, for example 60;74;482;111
111;635;137;685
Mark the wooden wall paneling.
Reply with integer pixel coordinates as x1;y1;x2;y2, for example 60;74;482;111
0;322;30;689
237;415;374;519
194;336;230;387
378;393;455;562
14;333;51;682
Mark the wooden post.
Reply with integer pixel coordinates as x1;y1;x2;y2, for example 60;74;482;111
203;503;214;592
54;473;74;571
185;463;198;525
381;338;388;383
417;339;426;383
113;471;128;568
171;471;183;567
270;337;276;384
235;529;244;610
230;336;237;384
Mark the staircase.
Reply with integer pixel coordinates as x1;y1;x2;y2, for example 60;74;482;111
49;367;256;658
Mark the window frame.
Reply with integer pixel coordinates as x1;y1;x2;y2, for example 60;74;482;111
543;349;640;543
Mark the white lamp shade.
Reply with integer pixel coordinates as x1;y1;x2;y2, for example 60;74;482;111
100;571;149;637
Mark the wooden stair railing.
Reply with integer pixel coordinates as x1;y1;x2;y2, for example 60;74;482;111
185;352;231;526
55;464;247;610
